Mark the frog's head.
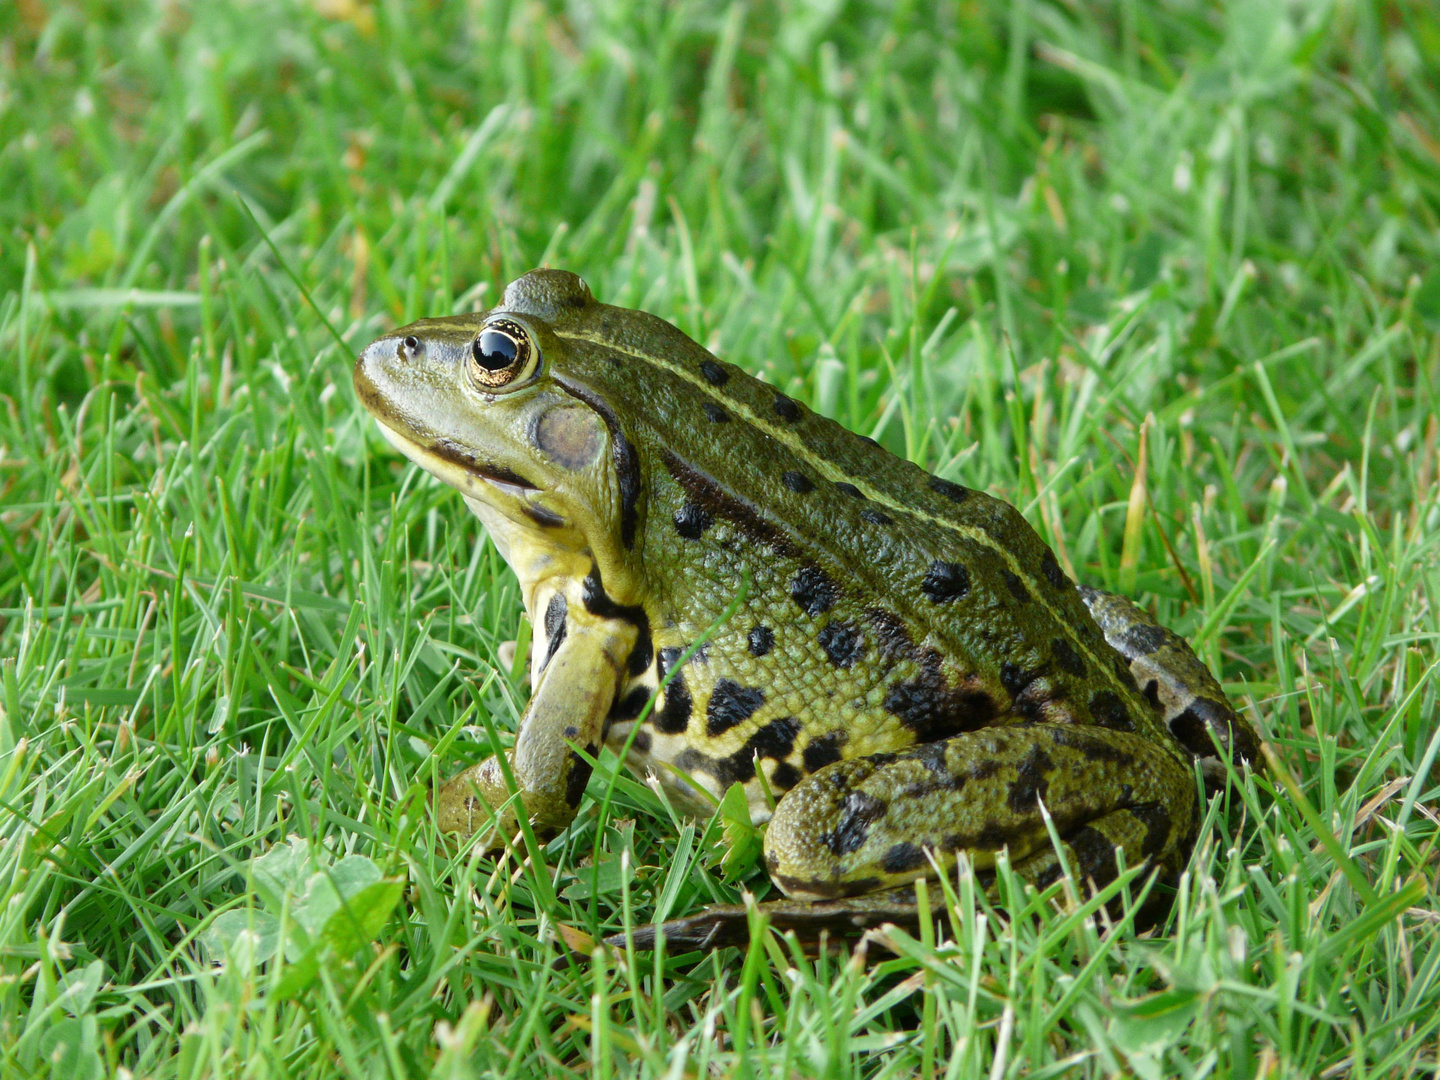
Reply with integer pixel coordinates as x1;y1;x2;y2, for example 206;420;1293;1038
354;271;633;576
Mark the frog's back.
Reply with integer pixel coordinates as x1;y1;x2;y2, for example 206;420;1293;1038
502;272;1167;812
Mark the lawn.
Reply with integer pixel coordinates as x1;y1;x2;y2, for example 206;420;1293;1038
2;0;1439;1076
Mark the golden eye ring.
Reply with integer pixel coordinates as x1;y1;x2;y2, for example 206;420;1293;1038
470;319;535;388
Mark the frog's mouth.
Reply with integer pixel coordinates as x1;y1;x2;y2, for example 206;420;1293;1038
372;418;540;500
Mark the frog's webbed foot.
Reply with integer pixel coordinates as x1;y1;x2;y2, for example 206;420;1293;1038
607;890;925;953
1078;585;1261;774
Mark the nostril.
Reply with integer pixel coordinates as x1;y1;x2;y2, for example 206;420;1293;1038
401;335;421;359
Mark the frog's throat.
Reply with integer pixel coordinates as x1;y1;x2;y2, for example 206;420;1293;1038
371;417;592;637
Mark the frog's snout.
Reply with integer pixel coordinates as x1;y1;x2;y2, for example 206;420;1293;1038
353;335;400;413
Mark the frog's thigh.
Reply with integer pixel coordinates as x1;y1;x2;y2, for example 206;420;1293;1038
763;724;1197;900
435;623;623;843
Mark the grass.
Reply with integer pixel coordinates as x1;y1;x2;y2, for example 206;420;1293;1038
2;0;1439;1075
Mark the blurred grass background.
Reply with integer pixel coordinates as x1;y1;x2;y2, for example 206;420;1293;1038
1;0;1439;1076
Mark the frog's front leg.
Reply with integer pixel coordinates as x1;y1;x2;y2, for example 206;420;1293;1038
435;615;633;845
763;724;1197;900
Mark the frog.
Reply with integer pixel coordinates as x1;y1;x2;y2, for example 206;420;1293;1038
353;268;1259;942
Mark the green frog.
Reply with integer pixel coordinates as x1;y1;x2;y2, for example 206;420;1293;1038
354;269;1258;939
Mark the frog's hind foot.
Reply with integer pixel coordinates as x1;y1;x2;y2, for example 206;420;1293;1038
1007;803;1190;928
1078;585;1261;775
608;890;925;953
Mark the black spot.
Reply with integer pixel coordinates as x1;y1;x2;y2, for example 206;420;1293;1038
581;566;652;676
968;759;1003;781
541;592;567;670
770;762;802;791
1052;638;1087;677
773;395;801;422
1000;662;1040;699
715;752;756;787
1128;802;1173;859
630;728;652;755
884;652;999;741
1034;861;1065;891
817;620;864;668
749;716;801;760
930;477;970;503
1171;697;1253;762
1088;690;1134;731
564;748;596;807
1006;745;1055;813
718;717;803;786
1121;622;1168;657
1002;571;1029;603
824;792;886;856
706;679;766;736
655;647;692;735
664;451;797;556
562;725;579;739
1067;826;1119;887
880;842;930;874
673;502;713;540
702;402;730;423
867;608;915;664
700;359;729;386
1012;693;1048;721
921;560;970;603
835;482;864;499
674;747;716;777
1046;727;1136;765
905;741;953;775
553;379;641;548
860;507;893;526
782;470;813;494
802;732;845;773
790;565;836;616
627;629;654;680
1040;551;1069;590
609;686;652;721
747;625;775;657
1142;679;1162;707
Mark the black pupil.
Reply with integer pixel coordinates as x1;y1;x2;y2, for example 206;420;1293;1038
474;329;519;370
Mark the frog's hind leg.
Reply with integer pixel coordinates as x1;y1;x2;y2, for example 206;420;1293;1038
618;725;1198;953
762;724;1198;902
628;806;1189;953
1005;801;1189;901
1078;585;1260;774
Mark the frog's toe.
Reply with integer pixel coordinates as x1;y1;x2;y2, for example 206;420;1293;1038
609;890;928;952
433;759;518;847
496;639;518;671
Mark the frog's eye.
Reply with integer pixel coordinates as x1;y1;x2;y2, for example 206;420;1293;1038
470;319;536;389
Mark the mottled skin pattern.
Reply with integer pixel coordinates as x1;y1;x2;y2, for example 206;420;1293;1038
354;269;1258;917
